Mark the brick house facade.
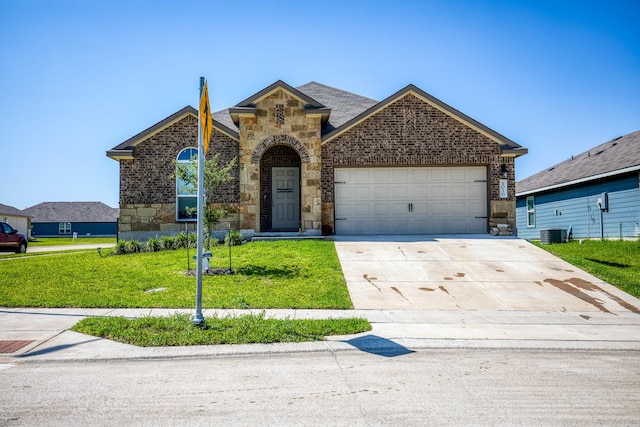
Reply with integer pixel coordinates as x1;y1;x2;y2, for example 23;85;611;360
107;80;527;240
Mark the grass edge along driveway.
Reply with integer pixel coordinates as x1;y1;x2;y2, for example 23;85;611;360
535;239;640;299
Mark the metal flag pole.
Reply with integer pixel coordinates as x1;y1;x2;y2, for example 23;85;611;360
192;77;206;327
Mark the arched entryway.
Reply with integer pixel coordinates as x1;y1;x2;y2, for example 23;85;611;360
260;145;302;231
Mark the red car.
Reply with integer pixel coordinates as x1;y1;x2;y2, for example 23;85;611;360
0;222;28;253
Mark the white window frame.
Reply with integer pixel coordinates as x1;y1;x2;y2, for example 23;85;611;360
59;222;72;234
526;196;535;227
176;147;198;221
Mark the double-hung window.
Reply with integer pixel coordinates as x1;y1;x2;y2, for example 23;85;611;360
59;222;72;234
176;147;198;221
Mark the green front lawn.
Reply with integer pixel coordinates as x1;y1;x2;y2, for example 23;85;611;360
535;240;640;298
0;240;352;309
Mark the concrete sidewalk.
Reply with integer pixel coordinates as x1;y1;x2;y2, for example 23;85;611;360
2;305;640;363
2;236;640;362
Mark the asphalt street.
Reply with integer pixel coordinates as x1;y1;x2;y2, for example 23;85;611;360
2;349;638;426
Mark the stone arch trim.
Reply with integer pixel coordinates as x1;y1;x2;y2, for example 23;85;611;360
251;134;310;164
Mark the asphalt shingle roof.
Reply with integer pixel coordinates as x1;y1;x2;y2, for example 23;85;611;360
295;82;379;133
0;203;28;217
516;130;640;195
211;81;379;136
23;202;118;223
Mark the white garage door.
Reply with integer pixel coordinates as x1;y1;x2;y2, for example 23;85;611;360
334;167;487;234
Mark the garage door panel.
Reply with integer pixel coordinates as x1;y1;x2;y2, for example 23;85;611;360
392;219;410;233
353;170;371;182
334;169;351;182
392;186;409;198
469;202;486;215
431;218;448;231
335;186;352;200
334;167;487;235
469;168;486;181
449;169;467;181
373;170;389;181
354;203;371;216
431;203;448;215
431;169;447;181
392;169;409;181
450;185;468;198
353;187;371;199
374;203;390;215
432;186;447;198
392;203;408;215
411;169;428;181
450;202;467;215
353;220;371;233
412;185;428;198
374;186;390;198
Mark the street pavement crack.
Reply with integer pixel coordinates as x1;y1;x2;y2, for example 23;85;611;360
327;344;374;426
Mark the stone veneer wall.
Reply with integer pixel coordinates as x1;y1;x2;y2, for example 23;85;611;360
321;93;516;234
118;114;240;240
238;89;322;233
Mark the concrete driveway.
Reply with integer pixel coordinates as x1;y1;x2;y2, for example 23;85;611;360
333;235;640;343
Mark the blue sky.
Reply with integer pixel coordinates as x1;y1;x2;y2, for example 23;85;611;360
1;0;638;210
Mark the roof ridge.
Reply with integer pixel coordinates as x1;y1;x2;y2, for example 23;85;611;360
296;81;378;103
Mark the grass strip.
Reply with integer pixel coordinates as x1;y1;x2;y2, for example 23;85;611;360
535;240;640;298
71;312;371;346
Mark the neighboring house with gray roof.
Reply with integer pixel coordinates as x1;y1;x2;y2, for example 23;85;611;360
107;80;527;240
0;203;31;238
23;202;119;237
516;130;640;240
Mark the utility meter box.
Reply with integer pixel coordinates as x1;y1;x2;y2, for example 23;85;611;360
596;192;609;212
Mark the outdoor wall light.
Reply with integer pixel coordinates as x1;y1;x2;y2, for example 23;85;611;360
500;164;508;179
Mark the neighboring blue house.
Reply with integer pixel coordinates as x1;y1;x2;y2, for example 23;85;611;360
516;130;640;240
23;202;119;237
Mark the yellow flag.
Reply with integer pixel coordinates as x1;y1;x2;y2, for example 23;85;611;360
199;81;212;155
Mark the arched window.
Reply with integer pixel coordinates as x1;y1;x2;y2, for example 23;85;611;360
176;147;198;221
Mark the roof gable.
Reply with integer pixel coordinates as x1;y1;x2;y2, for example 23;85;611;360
23;202;118;223
107;106;239;161
234;80;326;109
516;129;640;195
228;80;332;126
321;84;526;156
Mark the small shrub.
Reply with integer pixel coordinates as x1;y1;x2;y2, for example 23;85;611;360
125;239;143;253
225;230;242;246
175;232;189;249
205;233;220;249
146;237;161;252
161;235;177;250
114;239;143;254
115;240;127;255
